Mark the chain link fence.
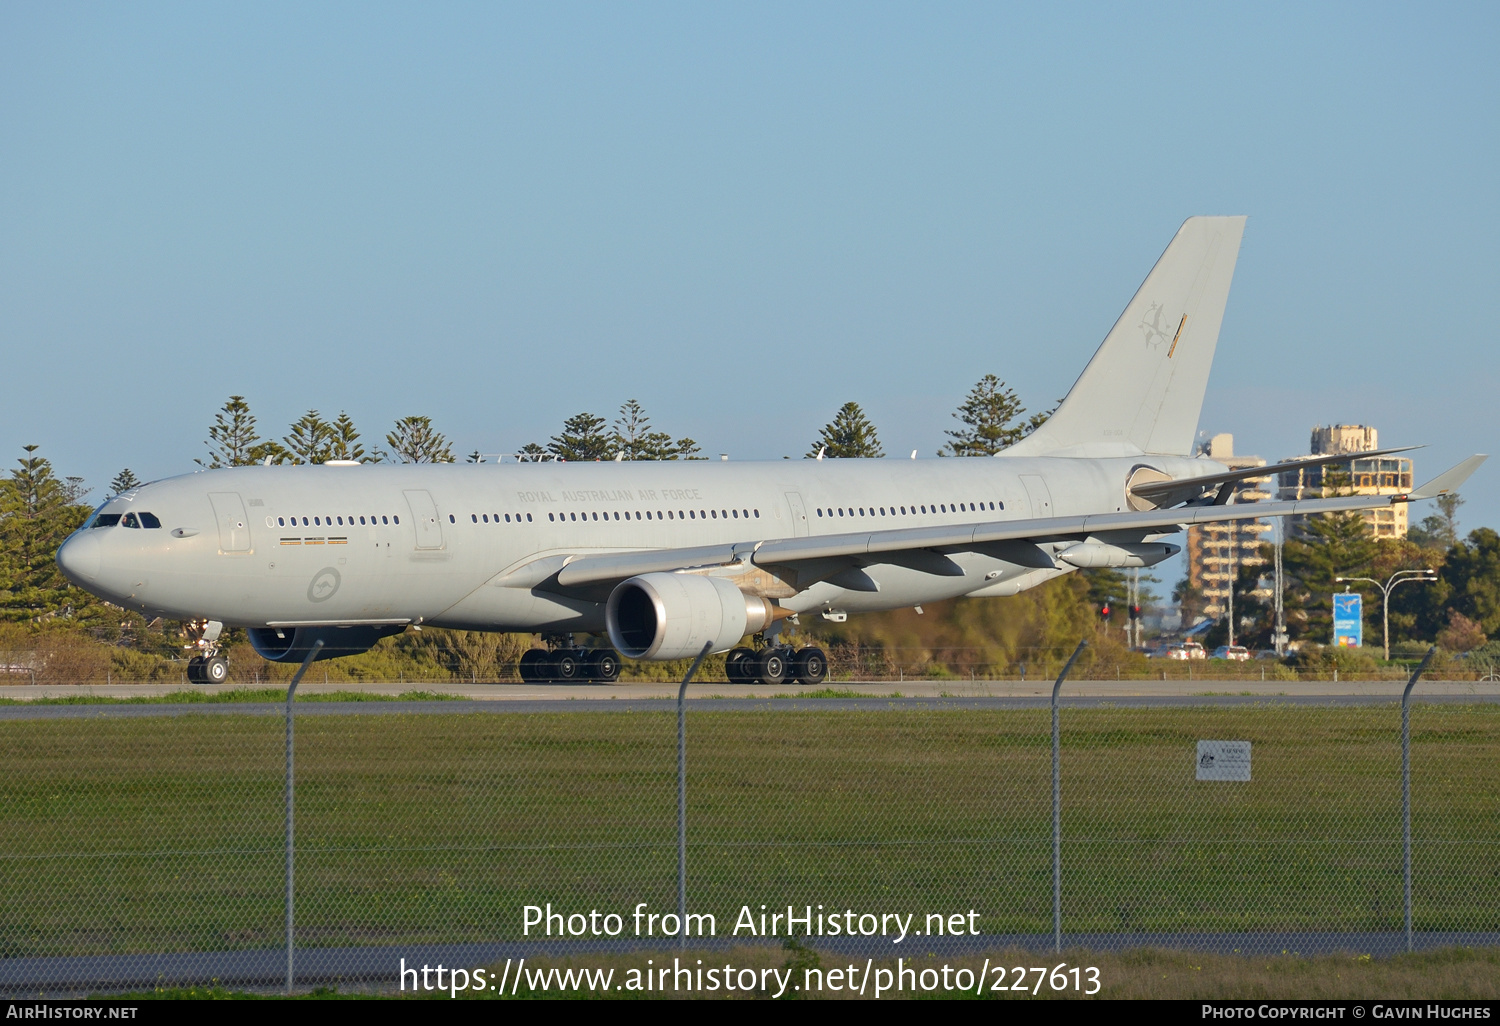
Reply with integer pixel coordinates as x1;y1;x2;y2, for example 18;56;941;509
1;680;1496;993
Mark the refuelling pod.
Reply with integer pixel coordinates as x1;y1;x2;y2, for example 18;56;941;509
1055;541;1179;569
606;572;779;661
248;624;408;663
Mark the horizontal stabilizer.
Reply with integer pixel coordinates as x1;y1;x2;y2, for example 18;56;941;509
1130;445;1421;504
1409;455;1488;500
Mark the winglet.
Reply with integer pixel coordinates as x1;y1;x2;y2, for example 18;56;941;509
1408;455;1488;501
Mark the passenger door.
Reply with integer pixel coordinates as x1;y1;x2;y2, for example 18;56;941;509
403;490;445;550
784;492;809;537
1020;475;1054;519
208;492;252;553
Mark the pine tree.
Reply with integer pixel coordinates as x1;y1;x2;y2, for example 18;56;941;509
326;412;369;462
1282;511;1381;642
109;469;141;495
808;402;884;459
941;375;1029;456
612;399;700;460
515;442;549;461
548;412;613;462
0;445;95;622
386;416;455;464
198;396;269;468
282;411;335;465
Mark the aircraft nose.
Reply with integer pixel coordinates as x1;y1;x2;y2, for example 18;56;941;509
57;532;101;583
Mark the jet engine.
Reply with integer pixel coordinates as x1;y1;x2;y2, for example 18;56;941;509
248;624;407;663
606;573;778;661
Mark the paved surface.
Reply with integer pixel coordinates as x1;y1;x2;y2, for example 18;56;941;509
5;932;1496;993
3;693;1498;720
3;678;1497;701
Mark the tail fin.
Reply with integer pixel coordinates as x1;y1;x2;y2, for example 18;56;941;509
1005;216;1246;458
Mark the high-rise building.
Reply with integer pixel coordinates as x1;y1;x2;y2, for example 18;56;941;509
1184;433;1271;623
1276;425;1413;539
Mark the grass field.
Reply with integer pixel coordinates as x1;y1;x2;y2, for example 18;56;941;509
1;705;1496;961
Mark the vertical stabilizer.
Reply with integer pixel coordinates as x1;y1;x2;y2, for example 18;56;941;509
1004;216;1246;458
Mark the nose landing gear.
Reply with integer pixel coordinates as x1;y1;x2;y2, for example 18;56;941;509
184;620;229;685
517;635;622;684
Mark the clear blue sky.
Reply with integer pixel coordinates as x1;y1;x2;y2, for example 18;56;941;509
3;3;1496;546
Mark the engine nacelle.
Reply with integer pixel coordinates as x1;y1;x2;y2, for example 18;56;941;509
248;624;407;663
606;573;777;661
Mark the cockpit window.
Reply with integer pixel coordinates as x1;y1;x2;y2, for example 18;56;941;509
121;513;140;528
139;512;162;529
91;514;122;529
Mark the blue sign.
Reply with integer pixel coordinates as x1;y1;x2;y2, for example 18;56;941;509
1333;592;1363;647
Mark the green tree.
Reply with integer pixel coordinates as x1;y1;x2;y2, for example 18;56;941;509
198;395;283;468
808;402;884;459
386;416;455;464
1409;492;1464;550
1440;527;1500;637
109;469;141;495
0;446;96;623
1282;512;1380;643
612;399;700;460
941;375;1030;456
516;442;549;461
282;410;334;465
326;412;371;462
548;412;613;462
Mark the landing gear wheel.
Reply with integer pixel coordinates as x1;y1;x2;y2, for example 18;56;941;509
187;656;206;684
584;649;620;683
203;656;229;684
793;647;828;686
753;648;789;686
724;647;755;683
550;651;582;683
518;649;548;683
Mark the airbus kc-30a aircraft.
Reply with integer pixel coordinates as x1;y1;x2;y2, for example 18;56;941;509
56;217;1485;685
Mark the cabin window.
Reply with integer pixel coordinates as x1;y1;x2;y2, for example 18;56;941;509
471;514;477;523
753;509;759;518
393;515;400;524
526;513;532;522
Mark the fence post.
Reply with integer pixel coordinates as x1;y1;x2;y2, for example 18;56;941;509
1402;646;1436;954
1052;639;1088;955
285;640;324;995
678;642;712;950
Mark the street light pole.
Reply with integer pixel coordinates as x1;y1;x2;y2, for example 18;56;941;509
1335;570;1440;661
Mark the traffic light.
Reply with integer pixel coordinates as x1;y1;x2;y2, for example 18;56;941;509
1099;602;1111;621
1129;604;1142;621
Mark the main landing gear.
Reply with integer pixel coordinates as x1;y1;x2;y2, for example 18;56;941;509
724;644;828;686
517;635;621;684
184;619;229;685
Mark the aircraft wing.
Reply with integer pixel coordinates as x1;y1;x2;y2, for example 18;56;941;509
547;455;1486;591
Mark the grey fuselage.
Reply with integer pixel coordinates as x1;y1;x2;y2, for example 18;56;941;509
58;454;1219;634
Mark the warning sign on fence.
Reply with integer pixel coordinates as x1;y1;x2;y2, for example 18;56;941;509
1196;740;1252;781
